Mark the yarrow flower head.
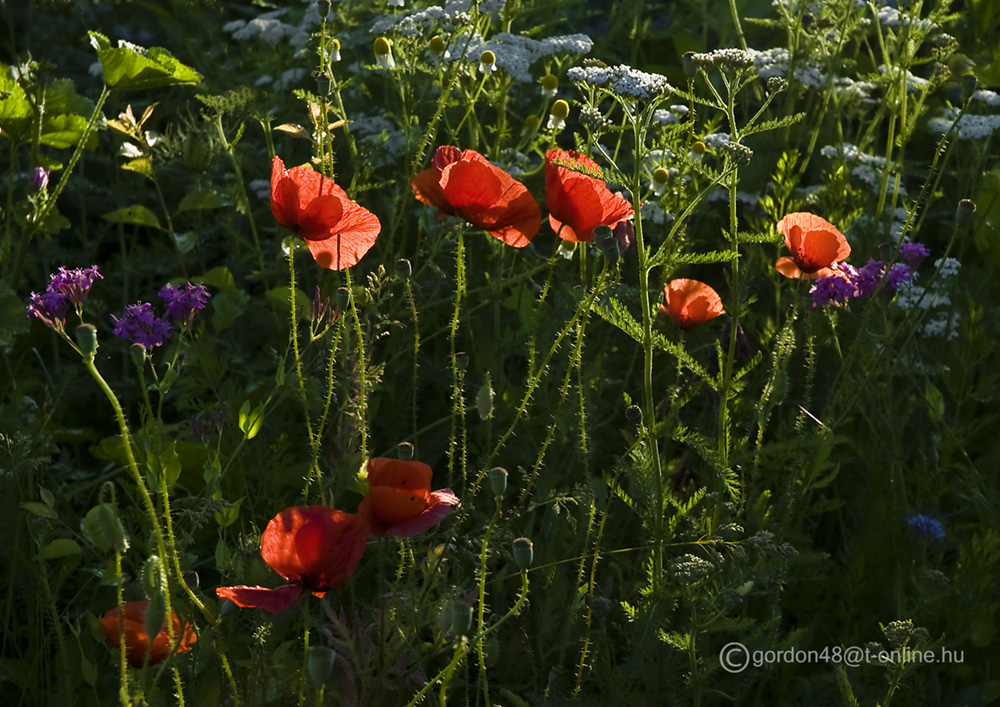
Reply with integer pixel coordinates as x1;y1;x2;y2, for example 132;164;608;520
216;506;370;613
907;514;945;541
357;457;460;538
111;302;172;350
775;212;851;280
566;64;672;99
411;145;541;247
159;282;211;324
99;601;197;667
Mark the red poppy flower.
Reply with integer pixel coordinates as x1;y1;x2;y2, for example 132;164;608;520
270;156;381;270
774;212;851;280
660;279;725;331
357;457;460;538
411;146;541;247
544;149;634;243
99;601;197;668
215;506;369;614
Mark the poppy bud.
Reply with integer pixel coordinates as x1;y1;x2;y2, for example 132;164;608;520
437;602;453;634
308;646;337;687
130;342;146;368
595;225;620;264
183;571;200;590
450;601;473;636
318;0;331;18
625;404;642;425
430;36;447;56
489;467;508;499
143;555;165;598
397;441;415;460
512;537;533;571
74;324;98;358
548;100;570;131
220;598;239;617
479;50;496;75
960;75;978;104
373;37;395;70
682;51;698;80
395;258;412;279
454;351;468;372
336;287;351;308
956;198;976;227
540;73;558;97
317;73;331;95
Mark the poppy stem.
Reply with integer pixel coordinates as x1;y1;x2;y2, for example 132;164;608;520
288;249;321;498
448;232;466;492
345;268;369;460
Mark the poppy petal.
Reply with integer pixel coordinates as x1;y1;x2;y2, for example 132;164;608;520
367;458;433;493
270;176;302;233
296;195;345;241
545;149;633;242
215;584;304;614
411;167;453;214
306;201;381;270
663;279;725;331
387;489;461;538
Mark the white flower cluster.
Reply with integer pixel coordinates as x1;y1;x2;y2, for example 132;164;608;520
653;104;689;124
255;68;309;90
703;132;731;148
566;64;672;99
895;257;962;340
450;32;592;83
921;312;960;340
351;113;407;166
934;257;961;278
878;64;930;92
820;142;908;196
834;76;877;106
927;107;1000;140
876;6;936;31
747;47;825;89
369;1;470;38
641;201;669;225
223;5;320;49
972;89;1000;107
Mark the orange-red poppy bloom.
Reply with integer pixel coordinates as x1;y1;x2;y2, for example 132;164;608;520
99;601;197;668
357;457;460;538
544;149;634;243
774;212;851;280
270;156;381;270
411;146;541;247
215;506;369;613
660;279;725;331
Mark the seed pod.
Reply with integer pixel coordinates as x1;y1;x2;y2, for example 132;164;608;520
513;537;533;571
75;324;98;358
489;467;508;499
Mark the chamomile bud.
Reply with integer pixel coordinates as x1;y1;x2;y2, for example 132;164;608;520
479;50;496;75
329;38;341;63
540;73;558;97
522;114;540;137
429;35;450;60
547;99;570;131
689;140;706;163
651;167;669;196
373;37;395;70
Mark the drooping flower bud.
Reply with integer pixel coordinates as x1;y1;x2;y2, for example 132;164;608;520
547;100;570;131
540;73;558;97
373;37;395;70
651;167;669;197
478;50;496;76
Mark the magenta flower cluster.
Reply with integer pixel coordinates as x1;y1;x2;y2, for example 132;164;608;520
112;282;211;349
26;266;103;331
808;242;929;308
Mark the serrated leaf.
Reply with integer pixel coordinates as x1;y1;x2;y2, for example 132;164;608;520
103;205;161;228
40;114;99;150
37;538;81;560
89;31;201;91
176;189;227;213
21;502;59;520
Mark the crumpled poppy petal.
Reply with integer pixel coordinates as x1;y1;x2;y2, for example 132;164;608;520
100;601;197;667
441;159;503;213
387;489;461;538
215;584;304;614
411;167;454;215
296;195;345;241
663;279;725;331
367;457;433;492
775;212;851;279
545;149;634;243
306;196;381;270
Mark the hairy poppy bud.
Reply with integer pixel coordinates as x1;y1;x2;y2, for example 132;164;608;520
397;441;415;460
956;198;976;227
75;324;98;358
513;537;533;570
489;467;508;499
129;342;146;368
682;51;698;80
450;601;473;636
318;0;331;18
960;74;978;103
220;598;239;617
454;351;468;372
595;225;620;264
625;404;642;425
395;258;412;279
308;646;336;687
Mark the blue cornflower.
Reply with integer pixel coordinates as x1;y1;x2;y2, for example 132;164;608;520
111;302;172;349
158;282;210;324
908;514;945;541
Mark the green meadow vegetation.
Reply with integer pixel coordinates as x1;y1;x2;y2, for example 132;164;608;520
2;0;1000;704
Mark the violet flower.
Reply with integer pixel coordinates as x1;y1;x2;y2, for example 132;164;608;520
111;302;172;349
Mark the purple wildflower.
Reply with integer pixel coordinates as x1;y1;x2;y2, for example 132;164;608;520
853;259;885;297
899;242;930;269
29;167;50;191
809;274;855;308
885;263;915;291
49;266;103;307
907;514;945;541
27;290;70;331
158;282;210;324
111;302;172;349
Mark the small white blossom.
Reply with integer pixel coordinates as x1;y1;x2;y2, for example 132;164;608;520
972;89;1000;106
927;108;1000;140
566;64;672;99
934;257;961;278
922;312;960;340
703;132;731;148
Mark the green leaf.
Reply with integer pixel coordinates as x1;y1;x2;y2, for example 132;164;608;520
103;205;161;229
176;189;227;213
214;498;244;528
21;502;58;520
172;231;198;255
0;64;32;140
40;114;99;150
198;266;236;292
238;401;264;440
925;382;945;422
266;286;309;314
161;444;182;489
88;31;201;91
37;538;82;561
121;157;153;178
81;503;129;554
